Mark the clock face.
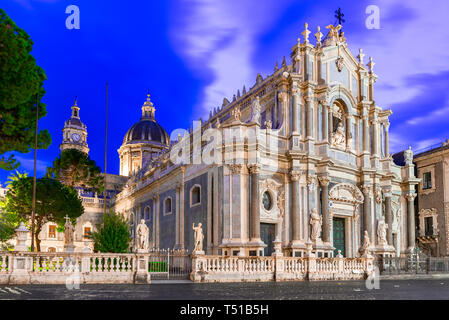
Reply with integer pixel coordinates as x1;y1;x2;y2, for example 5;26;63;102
72;133;81;142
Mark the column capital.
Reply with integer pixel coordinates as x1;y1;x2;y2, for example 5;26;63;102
318;176;331;187
405;192;417;201
384;122;390;130
318;99;329;107
290;170;301;182
247;164;261;174
304;96;313;103
228;164;245;175
362;185;372;196
278;91;289;102
382;186;392;196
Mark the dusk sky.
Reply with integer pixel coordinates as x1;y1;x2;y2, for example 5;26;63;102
1;0;449;182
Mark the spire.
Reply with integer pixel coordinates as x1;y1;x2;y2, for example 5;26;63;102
282;56;287;68
141;92;156;120
274;61;279;72
71;96;80;118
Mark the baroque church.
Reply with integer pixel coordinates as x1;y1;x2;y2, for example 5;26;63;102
46;23;419;258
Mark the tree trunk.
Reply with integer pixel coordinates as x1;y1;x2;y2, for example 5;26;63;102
35;217;43;252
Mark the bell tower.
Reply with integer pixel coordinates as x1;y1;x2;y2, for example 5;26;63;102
60;98;89;154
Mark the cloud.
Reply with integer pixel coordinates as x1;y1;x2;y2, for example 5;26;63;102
14;155;50;175
350;0;449;110
169;0;294;119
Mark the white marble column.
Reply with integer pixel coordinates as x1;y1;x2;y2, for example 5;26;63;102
384;122;390;157
319;176;331;243
406;193;417;250
290;171;301;243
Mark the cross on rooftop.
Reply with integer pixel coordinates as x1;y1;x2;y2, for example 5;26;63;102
335;8;345;26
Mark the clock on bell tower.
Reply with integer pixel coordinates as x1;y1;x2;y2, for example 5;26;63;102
60;98;89;154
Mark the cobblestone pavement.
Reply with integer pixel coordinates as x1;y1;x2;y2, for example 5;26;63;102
0;279;449;300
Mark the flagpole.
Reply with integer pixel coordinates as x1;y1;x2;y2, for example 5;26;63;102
104;82;108;215
31;93;38;252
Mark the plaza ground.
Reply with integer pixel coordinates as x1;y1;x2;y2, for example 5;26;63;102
1;279;449;300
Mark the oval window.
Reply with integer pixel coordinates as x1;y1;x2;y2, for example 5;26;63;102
262;191;272;211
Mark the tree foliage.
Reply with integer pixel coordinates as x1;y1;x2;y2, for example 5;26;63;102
3;176;84;251
0;9;51;170
91;211;131;253
46;149;103;192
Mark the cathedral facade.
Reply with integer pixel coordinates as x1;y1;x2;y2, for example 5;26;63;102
113;24;419;258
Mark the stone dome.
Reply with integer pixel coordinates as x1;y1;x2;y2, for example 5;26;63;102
123;119;169;146
122;93;169;146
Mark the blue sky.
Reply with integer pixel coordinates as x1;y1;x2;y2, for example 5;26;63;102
1;0;449;182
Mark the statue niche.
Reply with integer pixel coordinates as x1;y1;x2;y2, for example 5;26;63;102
330;102;351;151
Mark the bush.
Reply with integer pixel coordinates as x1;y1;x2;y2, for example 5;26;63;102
91;211;132;253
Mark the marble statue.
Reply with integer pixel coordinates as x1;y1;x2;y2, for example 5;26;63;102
404;146;413;165
310;208;322;241
64;216;74;246
331;122;346;149
193;223;204;253
360;230;371;257
377;218;388;246
136;219;149;252
251;96;261;125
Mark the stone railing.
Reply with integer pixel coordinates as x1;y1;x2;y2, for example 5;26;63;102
0;252;152;285
191;254;374;283
192;255;275;282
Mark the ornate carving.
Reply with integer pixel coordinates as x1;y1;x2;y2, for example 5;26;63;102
330;122;346;150
310;208;322;241
362;185;372;196
329;183;364;204
335;55;344;72
277;190;285;217
405;193;417;202
228;164;243;175
247;164;260;174
301;22;311;42
307;175;317;191
264;120;272;130
278;91;288;102
290;171;301;182
375;188;382;204
318;176;331;187
377;218;388;246
250;96;261;125
231;106;241;122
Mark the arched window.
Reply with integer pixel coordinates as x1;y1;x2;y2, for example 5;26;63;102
164;197;172;215
190;185;201;207
48;247;56;253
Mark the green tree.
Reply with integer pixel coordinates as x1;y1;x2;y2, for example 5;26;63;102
0;9;51;170
3;176;84;251
46;149;103;192
0;171;27;248
91;211;131;253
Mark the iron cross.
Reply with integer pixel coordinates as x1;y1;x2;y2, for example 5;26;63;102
335;8;345;26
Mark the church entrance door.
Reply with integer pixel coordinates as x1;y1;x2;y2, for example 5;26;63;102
260;223;275;256
333;218;345;257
